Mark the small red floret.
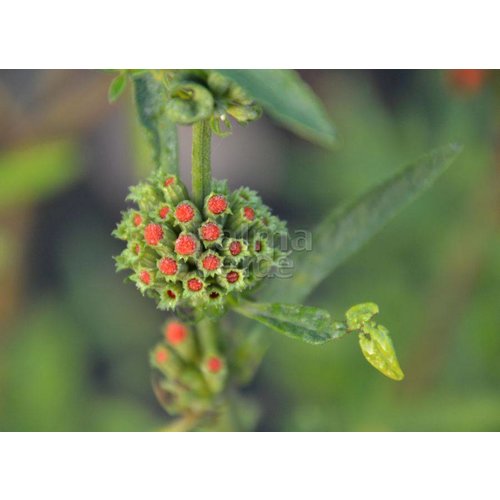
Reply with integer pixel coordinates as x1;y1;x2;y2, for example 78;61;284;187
207;356;223;373
139;271;151;285
155;349;169;364
226;271;239;284
448;69;487;94
200;222;221;242
166;290;176;299
133;213;142;226
165;322;188;345
229;241;242;256
255;241;262;252
144;223;163;246
187;278;203;292
159;206;170;219
207;195;228;215
175;234;197;256
243;207;255;221
159;257;178;275
209;291;220;299
134;244;140;255
175;203;195;223
202;254;220;271
165;176;175;187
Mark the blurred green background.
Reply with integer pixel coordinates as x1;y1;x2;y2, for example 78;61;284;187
0;70;498;431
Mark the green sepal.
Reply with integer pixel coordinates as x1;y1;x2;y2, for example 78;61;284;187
182;272;208;301
222;238;249;263
156;173;189;205
156;282;183;310
126;182;160;212
217;268;247;292
226;103;262;124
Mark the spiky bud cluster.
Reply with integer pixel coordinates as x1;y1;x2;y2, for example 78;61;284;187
113;173;288;311
151;320;227;416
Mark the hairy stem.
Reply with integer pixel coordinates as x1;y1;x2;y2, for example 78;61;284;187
133;73;179;176
191;120;212;208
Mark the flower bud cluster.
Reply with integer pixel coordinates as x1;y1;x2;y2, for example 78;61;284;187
113;173;288;311
151;321;227;416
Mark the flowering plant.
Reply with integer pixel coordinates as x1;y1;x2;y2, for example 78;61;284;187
110;70;461;430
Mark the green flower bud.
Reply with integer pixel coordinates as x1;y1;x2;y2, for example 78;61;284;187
165;82;214;125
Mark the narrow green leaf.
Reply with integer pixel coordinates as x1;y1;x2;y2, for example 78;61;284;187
133;72;179;176
359;324;404;381
235;300;347;345
216;69;337;149
108;73;128;103
260;144;463;304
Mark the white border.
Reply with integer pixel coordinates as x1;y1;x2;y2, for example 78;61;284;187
0;433;497;499
1;1;498;68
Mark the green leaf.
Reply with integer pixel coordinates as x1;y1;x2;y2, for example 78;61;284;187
358;324;404;381
216;69;337;149
133;72;179;176
235;300;347;345
108;73;128;103
0;141;80;209
345;302;379;331
260;144;463;304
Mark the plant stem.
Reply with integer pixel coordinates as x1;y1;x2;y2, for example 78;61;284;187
191;120;212;209
133;73;179;176
197;317;218;354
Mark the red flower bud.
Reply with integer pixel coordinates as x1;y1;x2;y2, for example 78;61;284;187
155;349;169;364
175;234;198;256
158;257;178;275
175;202;195;223
159;206;170;219
243;207;255;221
144;223;163;246
229;240;242;256
165;321;188;345
207;356;223;373
167;290;177;299
140;270;151;285
165;176;175;187
202;254;221;271
207;194;228;215
226;271;239;283
200;221;221;242
448;69;487;94
133;213;142;226
187;277;204;292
